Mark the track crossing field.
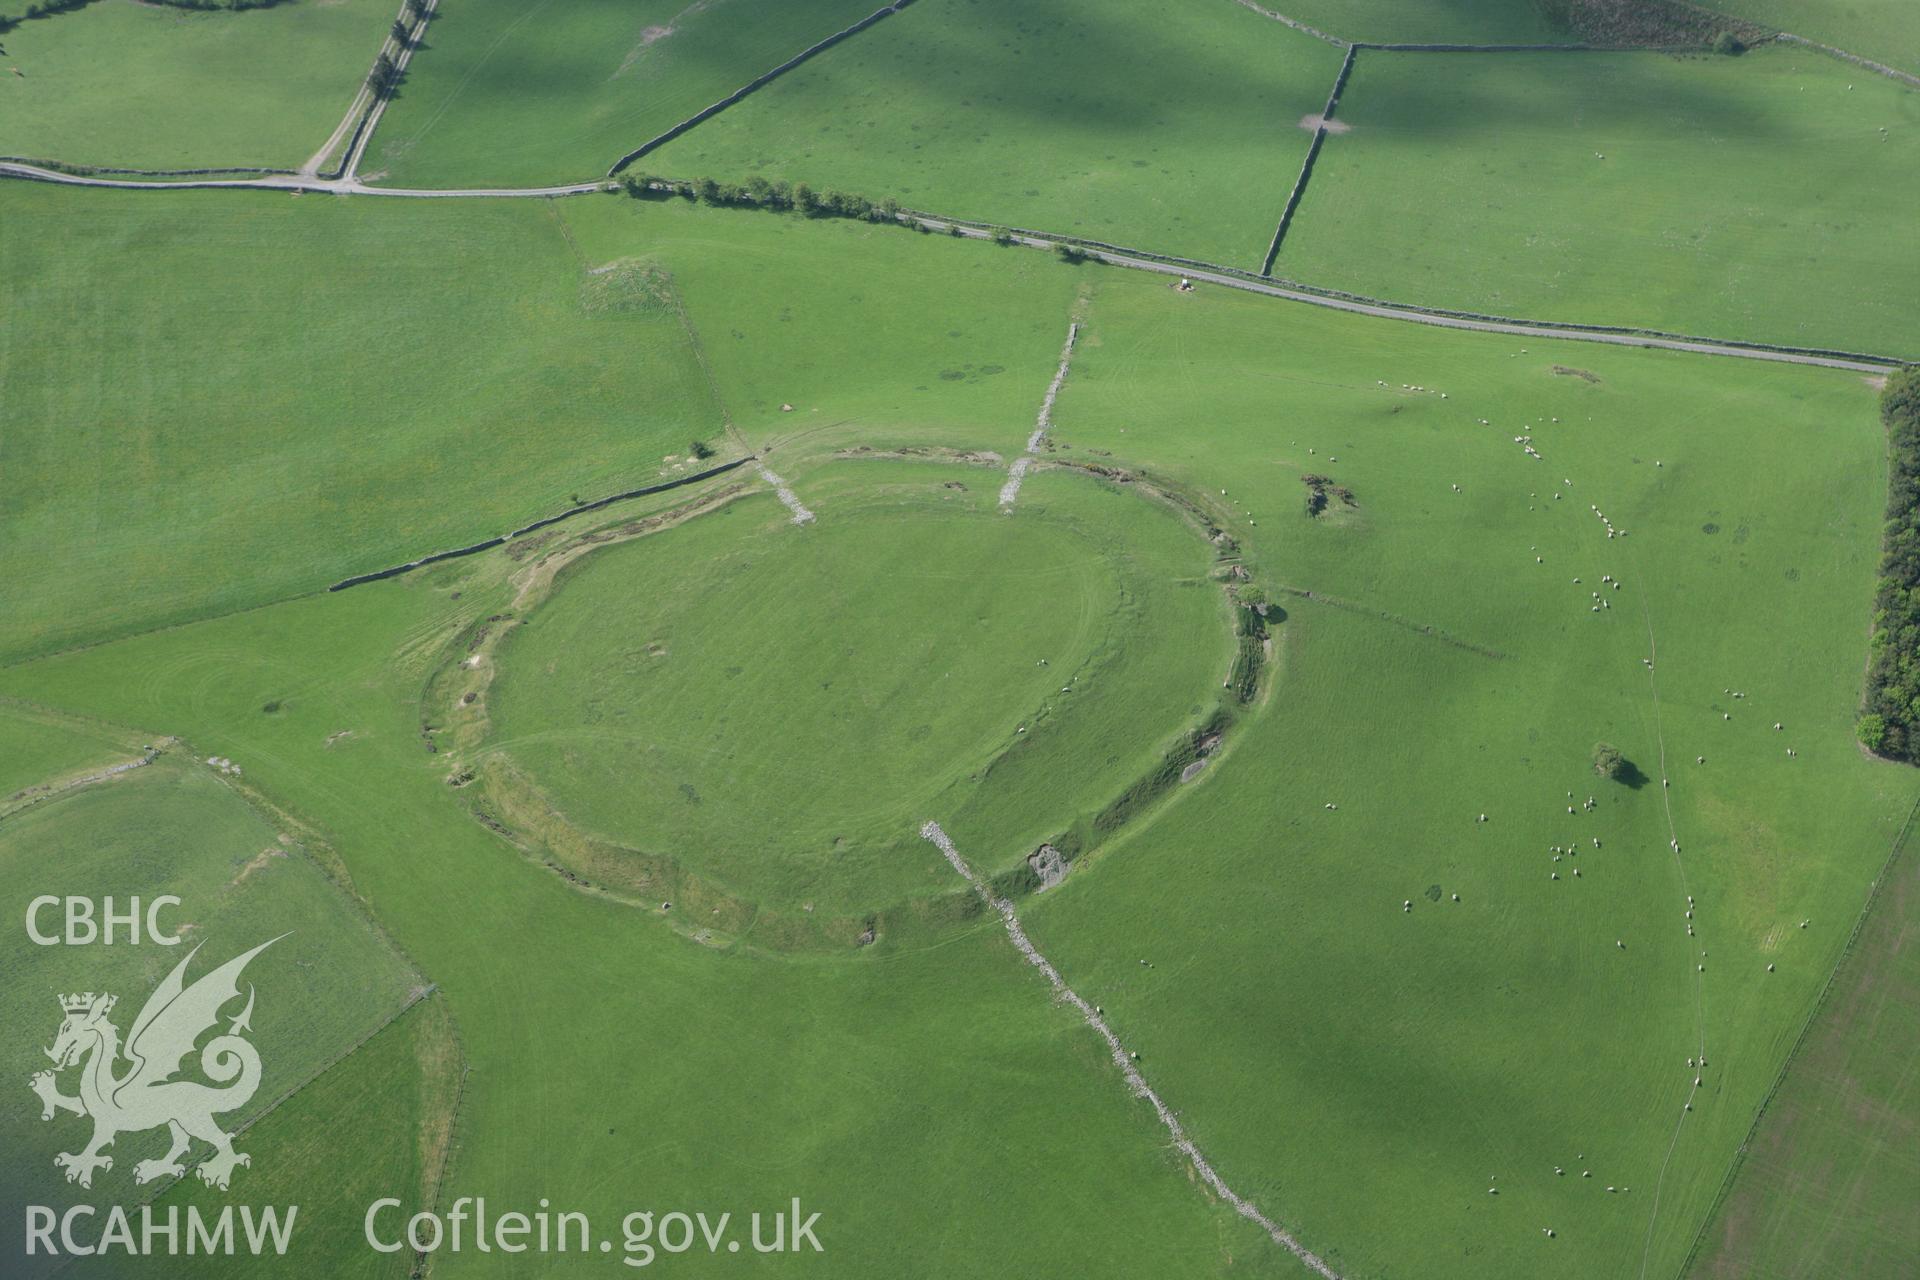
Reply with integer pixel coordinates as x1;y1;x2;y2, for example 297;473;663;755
1;2;1914;1276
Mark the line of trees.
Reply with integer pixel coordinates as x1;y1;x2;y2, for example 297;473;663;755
368;52;401;97
622;173;907;225
369;0;429;98
3;0;285;20
617;175;1102;265
148;0;289;8
0;0;94;32
1860;366;1920;758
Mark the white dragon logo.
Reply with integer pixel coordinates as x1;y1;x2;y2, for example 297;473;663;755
28;936;282;1191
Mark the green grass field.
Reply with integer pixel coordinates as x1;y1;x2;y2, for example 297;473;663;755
0;573;1311;1279
1007;266;1916;1278
1688;825;1920;1278
365;0;882;187
0;0;390;171
5;11;1920;1262
111;995;460;1280
486;461;1228;915
1700;0;1920;75
562;193;1092;450
0;755;421;1273
0;701;144;804
0;183;723;664
1279;45;1920;356
642;0;1345;267
1232;0;1570;46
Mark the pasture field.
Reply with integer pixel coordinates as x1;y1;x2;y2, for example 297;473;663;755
1227;0;1567;46
0;183;722;664
365;0;882;187
5;2;1920;1262
0;574;1310;1279
1278;46;1920;356
121;995;461;1280
561;193;1090;450
1699;0;1920;76
642;0;1346;268
0;701;144;804
1688;824;1920;1278
1231;0;1772;47
1008;268;1917;1278
0;754;422;1274
0;0;390;171
484;460;1229;917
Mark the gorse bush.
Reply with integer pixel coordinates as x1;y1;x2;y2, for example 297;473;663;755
1539;0;1771;47
1863;367;1920;759
1592;742;1625;780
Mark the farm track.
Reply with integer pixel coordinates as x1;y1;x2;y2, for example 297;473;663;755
303;0;440;179
755;463;816;524
9;9;1914;1271
1628;578;1710;1280
338;0;437;183
918;821;1341;1279
0;160;1901;373
1000;321;1080;510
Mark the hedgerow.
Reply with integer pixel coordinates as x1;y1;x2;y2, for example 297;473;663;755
622;174;905;226
1;0;280;21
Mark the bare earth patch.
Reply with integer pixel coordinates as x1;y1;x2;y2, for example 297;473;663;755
615;0;716;77
1299;114;1351;134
